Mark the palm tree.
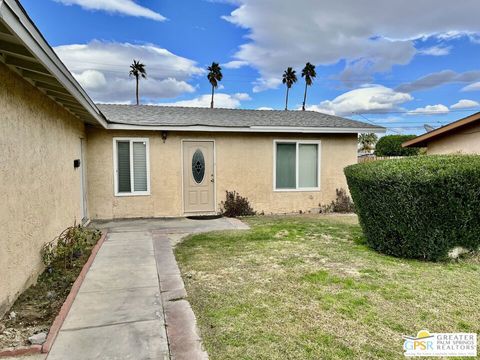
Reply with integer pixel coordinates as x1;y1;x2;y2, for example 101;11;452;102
207;62;223;108
301;62;316;111
358;133;378;152
282;67;297;110
129;60;147;105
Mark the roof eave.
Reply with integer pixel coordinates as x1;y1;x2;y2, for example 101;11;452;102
402;111;480;148
0;0;107;128
106;123;386;134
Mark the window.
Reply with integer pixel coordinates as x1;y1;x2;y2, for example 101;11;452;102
114;138;150;196
274;141;320;190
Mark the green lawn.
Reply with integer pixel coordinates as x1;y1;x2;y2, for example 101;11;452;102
175;215;480;360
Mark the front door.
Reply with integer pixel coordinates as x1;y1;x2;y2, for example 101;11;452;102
183;141;215;213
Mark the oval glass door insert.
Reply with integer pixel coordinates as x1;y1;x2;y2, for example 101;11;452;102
192;149;205;183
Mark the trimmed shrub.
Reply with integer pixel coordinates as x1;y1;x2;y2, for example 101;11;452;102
221;191;256;217
344;155;480;261
375;135;420;156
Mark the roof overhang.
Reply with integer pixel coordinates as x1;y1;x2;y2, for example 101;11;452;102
0;0;107;127
107;123;386;134
403;111;480;148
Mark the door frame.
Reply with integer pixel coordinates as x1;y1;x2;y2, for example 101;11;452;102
79;137;88;223
181;139;217;215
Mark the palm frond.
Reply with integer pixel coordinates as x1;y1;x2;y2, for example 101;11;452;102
207;62;223;88
302;62;316;86
282;67;297;88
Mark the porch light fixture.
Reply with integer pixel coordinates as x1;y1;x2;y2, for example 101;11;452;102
161;131;168;143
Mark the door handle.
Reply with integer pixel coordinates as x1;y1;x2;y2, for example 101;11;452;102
210;174;214;183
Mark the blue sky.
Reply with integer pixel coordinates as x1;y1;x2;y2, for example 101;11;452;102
20;0;480;134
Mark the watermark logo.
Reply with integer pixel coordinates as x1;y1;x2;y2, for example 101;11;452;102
403;330;477;357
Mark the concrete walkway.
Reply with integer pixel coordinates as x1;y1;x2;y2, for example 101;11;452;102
46;217;248;360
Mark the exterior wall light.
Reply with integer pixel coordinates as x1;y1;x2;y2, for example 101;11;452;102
161;131;168;143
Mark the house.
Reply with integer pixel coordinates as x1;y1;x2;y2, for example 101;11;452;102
402;112;480;154
0;0;384;315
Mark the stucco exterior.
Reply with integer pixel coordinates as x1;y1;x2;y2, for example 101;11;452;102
426;122;480;154
0;62;86;315
86;128;357;219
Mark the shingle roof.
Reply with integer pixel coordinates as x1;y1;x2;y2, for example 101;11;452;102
97;104;384;132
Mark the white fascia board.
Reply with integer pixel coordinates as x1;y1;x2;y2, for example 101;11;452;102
0;0;107;128
107;123;386;134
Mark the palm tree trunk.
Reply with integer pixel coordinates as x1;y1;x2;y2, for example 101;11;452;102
210;85;215;109
135;76;139;105
302;82;308;111
285;87;289;111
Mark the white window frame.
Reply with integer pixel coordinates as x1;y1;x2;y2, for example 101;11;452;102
273;139;321;192
113;137;151;196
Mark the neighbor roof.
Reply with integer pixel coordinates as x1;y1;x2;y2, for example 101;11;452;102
403;112;480;148
98;104;385;134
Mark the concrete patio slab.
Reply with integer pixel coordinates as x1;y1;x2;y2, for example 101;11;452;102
46;217;249;360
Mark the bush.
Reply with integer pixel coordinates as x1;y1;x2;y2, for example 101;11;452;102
375;135;420;156
344;155;480;261
42;225;101;270
221;191;256;217
319;188;355;213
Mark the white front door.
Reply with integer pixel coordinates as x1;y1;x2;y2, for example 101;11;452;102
183;141;215;213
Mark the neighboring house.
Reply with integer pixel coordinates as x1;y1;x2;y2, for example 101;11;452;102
402;112;480;154
0;0;384;314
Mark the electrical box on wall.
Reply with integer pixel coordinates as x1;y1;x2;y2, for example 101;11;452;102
73;159;81;168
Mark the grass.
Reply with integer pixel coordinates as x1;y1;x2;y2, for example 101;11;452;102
175;214;480;360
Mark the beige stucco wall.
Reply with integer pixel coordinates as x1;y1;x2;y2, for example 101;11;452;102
0;62;86;315
426;122;480;154
87;129;357;219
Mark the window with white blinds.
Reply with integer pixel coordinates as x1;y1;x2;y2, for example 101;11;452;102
114;138;150;196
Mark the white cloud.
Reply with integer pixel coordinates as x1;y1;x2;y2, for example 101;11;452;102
307;85;412;116
418;45;452;56
222;60;249;69
54;41;204;103
55;0;166;21
408;104;449;115
223;0;480;91
450;99;479;109
462;82;480;92
156;93;251;108
73;70;107;89
233;92;252;101
257;106;273;110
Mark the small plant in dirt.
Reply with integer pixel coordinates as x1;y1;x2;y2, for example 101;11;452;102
0;225;101;350
221;191;256;217
42;225;100;271
319;188;355;213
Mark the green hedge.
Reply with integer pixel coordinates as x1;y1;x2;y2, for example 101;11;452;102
375;135;419;156
344;156;480;260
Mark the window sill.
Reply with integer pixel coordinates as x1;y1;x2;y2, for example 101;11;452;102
114;192;151;197
274;188;321;192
